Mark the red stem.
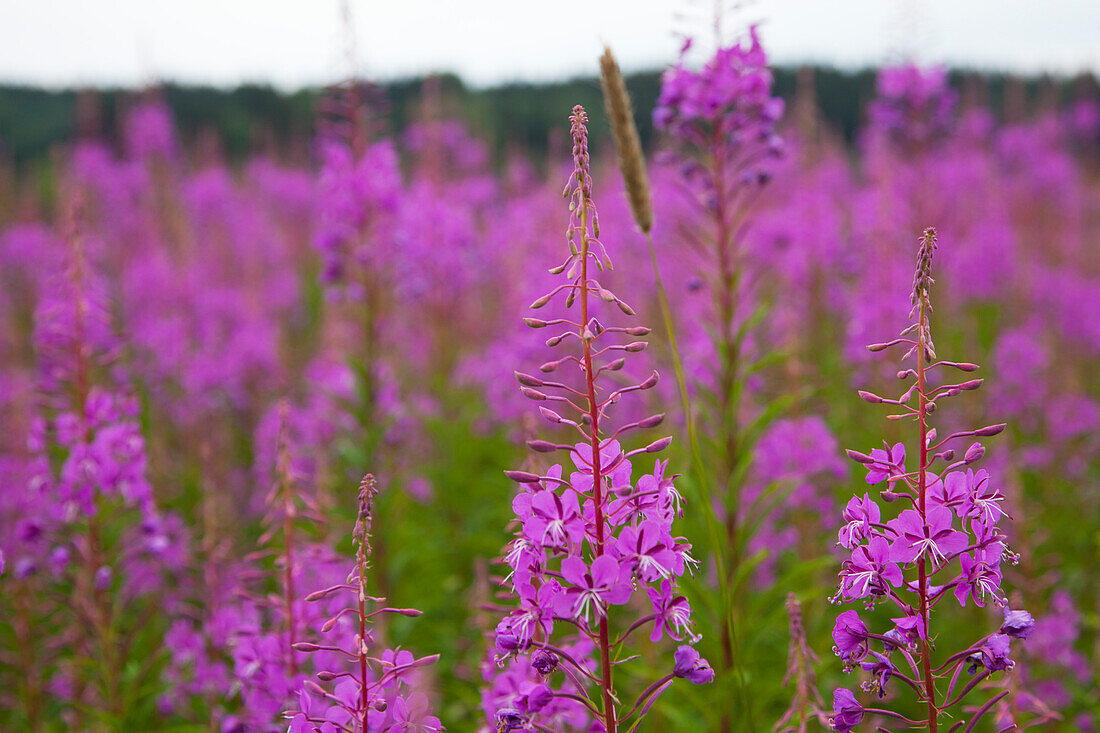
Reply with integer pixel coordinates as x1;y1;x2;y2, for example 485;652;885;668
579;186;616;733
917;301;938;732
282;473;298;676
358;554;369;730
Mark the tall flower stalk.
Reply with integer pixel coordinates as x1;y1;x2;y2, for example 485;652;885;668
289;474;442;732
775;594;827;733
829;228;1028;731
490;106;712;733
652;27;785;727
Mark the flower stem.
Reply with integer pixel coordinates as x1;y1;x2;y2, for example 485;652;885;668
916;297;938;732
580;175;616;733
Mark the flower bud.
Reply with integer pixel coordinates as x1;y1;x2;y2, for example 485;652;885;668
604;357;626;371
504;470;542;484
515;372;544;387
845;449;875;464
537;407;563;424
644;436;673;452
964;442;985;463
531;649;560;675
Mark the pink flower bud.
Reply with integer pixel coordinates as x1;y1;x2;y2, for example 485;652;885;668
515;372;544;387
504;470;542;484
964;442;985;463
537;407;563;424
845;449;875;464
645;436;673;452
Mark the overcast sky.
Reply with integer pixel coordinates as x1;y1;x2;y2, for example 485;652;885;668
1;0;1097;90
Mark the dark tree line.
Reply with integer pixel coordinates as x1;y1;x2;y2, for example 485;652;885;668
1;67;1095;167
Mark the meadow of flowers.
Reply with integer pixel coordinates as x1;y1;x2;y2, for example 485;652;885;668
0;28;1097;733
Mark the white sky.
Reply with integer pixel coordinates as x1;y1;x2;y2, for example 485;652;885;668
0;0;1097;89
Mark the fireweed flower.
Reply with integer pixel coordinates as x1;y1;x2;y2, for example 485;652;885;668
287;475;442;732
838;494;880;549
653;30;849;719
830;229;1026;732
489;106;710;732
831;611;869;668
5;195;196;725
830;689;864;733
867;65;958;150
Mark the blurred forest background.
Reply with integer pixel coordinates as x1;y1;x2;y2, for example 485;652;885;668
3;67;1099;167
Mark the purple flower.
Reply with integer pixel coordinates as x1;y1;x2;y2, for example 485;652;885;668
672;645;714;684
510;580;560;647
859;651;896;698
929;471;968;516
865;442;905;484
1000;609;1035;639
494;708;528;732
614;520;675;582
94;565;113;591
514;683;554;715
831;610;869;666
387;692;443;732
530;649;560;675
830;688;864;732
954;550;1003;608
887;507;969;564
891;613;927;644
960;469;1005;528
838;494;880;549
556;555;632;625
837;536;903;601
967;633;1014;674
646;579;694;643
